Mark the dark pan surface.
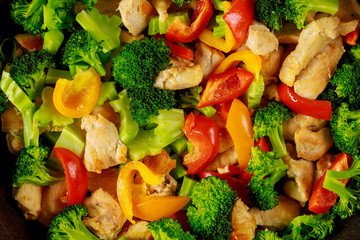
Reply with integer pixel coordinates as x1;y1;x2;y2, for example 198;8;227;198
0;0;360;239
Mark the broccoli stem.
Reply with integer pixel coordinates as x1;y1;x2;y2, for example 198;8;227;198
45;68;72;84
43;30;64;55
26;0;45;18
87;52;106;76
170;155;188;180
305;0;339;16
323;175;355;200
267;125;288;158
22;106;39;147
179;176;198;197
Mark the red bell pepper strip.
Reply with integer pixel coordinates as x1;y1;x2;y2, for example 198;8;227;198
255;137;270;152
308;153;352;214
53;147;88;206
215;101;232;124
170;210;190;232
200;171;250;204
277;83;332;121
217;164;241;176
344;28;359;46
165;0;213;42
183;112;220;174
222;0;255;48
197;68;254;108
154;35;194;61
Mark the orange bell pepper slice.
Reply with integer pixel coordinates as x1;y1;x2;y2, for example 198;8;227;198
133;196;191;221
117;161;164;224
226;98;254;170
53;67;101;118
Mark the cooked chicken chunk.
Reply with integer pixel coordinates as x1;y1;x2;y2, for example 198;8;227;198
84;188;127;240
230;199;256;240
206;146;238;172
1;104;22;135
249;195;301;231
117;0;156;36
279;17;358;87
154;57;203;90
245;22;279;58
194;41;225;83
294;127;333;161
14;184;43;220
293;37;344;99
149;0;172;23
283;155;315;203
260;45;283;81
147;174;177;196
82;114;127;173
313;153;338;186
121;221;152;240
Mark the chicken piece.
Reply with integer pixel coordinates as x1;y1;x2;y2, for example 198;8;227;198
91;101;121;129
282;155;315;203
121;221;152;240
38;181;67;226
260;45;284;82
14;34;43;52
245;22;279;58
154;58;203;90
279;17;358;87
335;0;360;24
194;41;226;84
147;174;177;196
313;153;338;187
294;37;344;99
263;82;280;102
120;29;145;44
6;132;24;155
149;0;172;23
206;146;237;172
1;104;22;134
14;183;43;220
117;0;156;36
294;127;333;161
274;23;300;44
82;114;127;173
84;188;127;240
230;199;256;240
249;195;301;231
88;167;119;198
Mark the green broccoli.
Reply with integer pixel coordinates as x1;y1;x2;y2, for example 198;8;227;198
13;145;63;187
246;146;288;211
48;204;100;240
186;176;237;240
61;29;106;76
78;0;97;8
323;157;360;219
10;0;46;34
42;0;76;32
0;90;8;115
147;217;195;240
171;0;191;7
282;213;335;240
255;0;339;31
252;101;292;158
330;102;360;157
254;230;282;240
10;49;55;100
76;7;122;53
112;37;171;89
175;86;216;117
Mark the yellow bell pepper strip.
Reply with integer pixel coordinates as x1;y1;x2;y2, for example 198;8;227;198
226;98;253;170
133;196;191;221
117;160;164;224
198;1;237;53
214;50;264;109
53;67;101;118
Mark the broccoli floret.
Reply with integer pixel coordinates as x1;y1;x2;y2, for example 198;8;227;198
246;146;288;211
48;204;100;240
255;0;285;32
284;0;339;29
187;176;237;240
10;0;46;34
61;29;106;76
112;37;171;89
78;0;97;8
127;87;176;126
282;213;335;240
252;101;292;158
13;145;63;187
147;217;195;240
254;230;281;240
175;86;216;117
0;90;8;114
42;0;76;32
330;102;360;157
171;0;191;7
10;49;55;100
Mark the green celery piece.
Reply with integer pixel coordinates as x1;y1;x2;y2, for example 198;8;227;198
95;81;118;107
246;74;265;109
169;137;189;156
43;30;64;55
54;123;85;158
76;8;122;53
211;0;224;10
109;90;139;144
45;68;72;84
148;12;190;35
213;14;226;39
69;64;89;77
170;155;187;180
179;176;198;197
34;86;74;128
22;106;39;147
